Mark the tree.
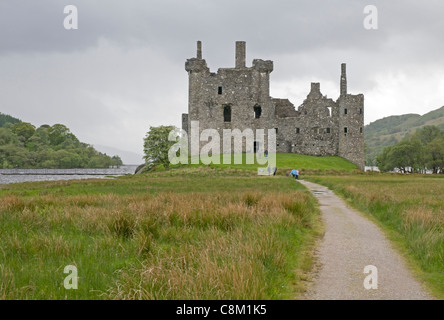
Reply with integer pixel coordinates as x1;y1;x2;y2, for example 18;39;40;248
111;155;123;168
143;125;178;170
11;122;36;142
376;145;393;172
376;139;421;173
376;126;444;173
388;140;415;173
412;125;443;145
0;127;18;145
48;124;71;146
425;137;444;173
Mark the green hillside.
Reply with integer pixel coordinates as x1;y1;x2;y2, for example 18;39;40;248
0;113;122;169
365;106;444;165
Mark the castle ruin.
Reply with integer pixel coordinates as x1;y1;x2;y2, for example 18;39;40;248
182;41;364;170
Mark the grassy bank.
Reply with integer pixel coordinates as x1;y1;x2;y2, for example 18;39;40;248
0;167;322;299
307;174;444;299
169;153;360;175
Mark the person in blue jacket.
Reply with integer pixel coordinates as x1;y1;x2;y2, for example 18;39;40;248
290;169;299;179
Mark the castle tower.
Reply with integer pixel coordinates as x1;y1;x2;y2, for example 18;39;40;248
184;40;274;156
337;63;365;170
183;41;210;138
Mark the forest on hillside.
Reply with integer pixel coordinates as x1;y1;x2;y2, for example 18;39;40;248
365;106;444;165
376;125;444;173
0;113;122;169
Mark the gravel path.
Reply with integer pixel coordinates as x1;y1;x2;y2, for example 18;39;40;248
298;180;434;300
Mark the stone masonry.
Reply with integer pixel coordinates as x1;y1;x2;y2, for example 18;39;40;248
182;41;365;170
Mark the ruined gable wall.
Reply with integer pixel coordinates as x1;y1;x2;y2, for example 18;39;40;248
273;83;339;156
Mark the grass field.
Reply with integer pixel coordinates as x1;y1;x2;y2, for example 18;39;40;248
0;167;322;299
307;174;444;299
5;153;440;300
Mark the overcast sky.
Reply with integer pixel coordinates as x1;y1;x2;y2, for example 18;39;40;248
1;0;444;163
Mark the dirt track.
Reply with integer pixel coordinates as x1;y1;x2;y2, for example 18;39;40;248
298;180;433;300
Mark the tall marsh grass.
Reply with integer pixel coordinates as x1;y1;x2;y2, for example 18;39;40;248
0;169;320;299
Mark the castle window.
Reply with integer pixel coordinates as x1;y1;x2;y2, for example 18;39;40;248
326;128;331;134
254;106;262;119
327;107;332;117
296;128;300;134
359;108;363;115
344;108;348;115
360;127;363;133
254;141;259;153
223;105;231;122
344;127;348;135
275;128;278;134
218;86;222;95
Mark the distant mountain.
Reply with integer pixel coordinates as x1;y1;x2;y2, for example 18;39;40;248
94;145;144;165
0;112;21;127
365;106;444;164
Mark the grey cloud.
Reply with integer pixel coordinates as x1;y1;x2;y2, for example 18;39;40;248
1;0;444;156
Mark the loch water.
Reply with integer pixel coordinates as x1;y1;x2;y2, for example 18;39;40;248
0;165;139;185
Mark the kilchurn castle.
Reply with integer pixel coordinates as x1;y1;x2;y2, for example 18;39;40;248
181;41;365;170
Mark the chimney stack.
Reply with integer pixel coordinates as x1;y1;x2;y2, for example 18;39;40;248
197;41;202;59
340;63;347;96
235;41;246;68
